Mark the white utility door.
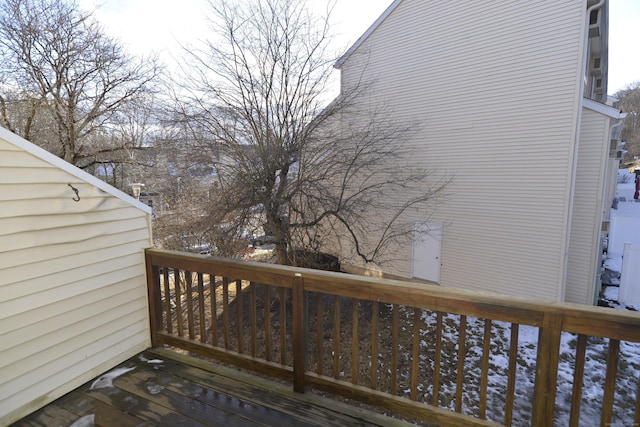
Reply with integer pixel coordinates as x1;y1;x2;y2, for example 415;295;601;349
412;222;442;283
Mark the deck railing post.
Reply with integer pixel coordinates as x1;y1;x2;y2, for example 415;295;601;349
292;273;306;393
531;311;562;426
145;249;163;347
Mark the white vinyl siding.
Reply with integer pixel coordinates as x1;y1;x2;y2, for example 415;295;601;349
0;133;152;424
602;157;619;222
337;0;587;301
564;108;610;304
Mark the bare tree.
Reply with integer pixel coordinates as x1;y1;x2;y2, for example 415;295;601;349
0;0;161;169
615;81;640;163
0;89;53;145
152;176;248;258
175;0;448;267
142;113;236;256
90;96;161;189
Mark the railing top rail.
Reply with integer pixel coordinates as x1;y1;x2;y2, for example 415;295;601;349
145;248;640;337
147;248;298;288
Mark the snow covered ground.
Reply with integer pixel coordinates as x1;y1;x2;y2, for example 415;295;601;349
407;311;640;426
601;170;640;310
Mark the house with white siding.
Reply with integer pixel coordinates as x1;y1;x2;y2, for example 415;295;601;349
0;126;153;423
332;0;625;304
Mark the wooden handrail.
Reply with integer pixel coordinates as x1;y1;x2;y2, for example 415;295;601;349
145;248;640;426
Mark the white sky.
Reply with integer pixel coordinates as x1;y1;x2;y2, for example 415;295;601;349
83;0;640;95
609;0;640;92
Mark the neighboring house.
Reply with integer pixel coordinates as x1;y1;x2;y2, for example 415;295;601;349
139;191;163;214
332;0;625;304
0;126;153;422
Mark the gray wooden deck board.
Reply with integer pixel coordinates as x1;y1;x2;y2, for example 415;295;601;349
10;349;419;427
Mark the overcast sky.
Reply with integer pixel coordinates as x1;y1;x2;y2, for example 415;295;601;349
609;0;640;92
83;0;640;95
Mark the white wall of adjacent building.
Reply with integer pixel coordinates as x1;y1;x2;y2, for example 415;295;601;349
336;0;597;302
565;107;611;304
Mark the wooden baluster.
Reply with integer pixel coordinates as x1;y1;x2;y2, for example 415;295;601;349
264;285;271;361
250;282;257;357
601;338;620;427
479;319;491;419
432;312;443;407
455;315;467;413
352;299;359;385
175;269;183;337
279;287;286;365
569;334;587;427
210;275;218;346
163;268;172;334
197;273;206;343
185;271;195;340
223;277;229;349
410;307;421;401
371;300;379;390
292;274;305;393
391;304;398;395
236;279;243;354
333;295;340;379
505;323;519;426
317;294;323;375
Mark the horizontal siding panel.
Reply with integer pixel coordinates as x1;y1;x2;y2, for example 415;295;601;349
0;205;145;236
0;307;148;388
1;321;149;418
0;181;106;201
0;193;136;218
0;215;149;253
0;229;150;270
0;150;59;169
0;166;88;184
1;258;144;318
0;142;22;152
1;240;145;288
1;285;144;353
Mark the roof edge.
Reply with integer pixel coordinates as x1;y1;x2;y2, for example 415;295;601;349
334;0;403;69
0;125;152;214
582;98;626;119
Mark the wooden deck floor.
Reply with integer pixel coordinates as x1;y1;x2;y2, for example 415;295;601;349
11;348;419;427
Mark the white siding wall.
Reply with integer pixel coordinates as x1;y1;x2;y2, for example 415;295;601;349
338;0;587;301
0;136;153;424
565;108;610;304
603;157;619;222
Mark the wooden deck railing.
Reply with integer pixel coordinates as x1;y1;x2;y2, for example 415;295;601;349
145;248;640;427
